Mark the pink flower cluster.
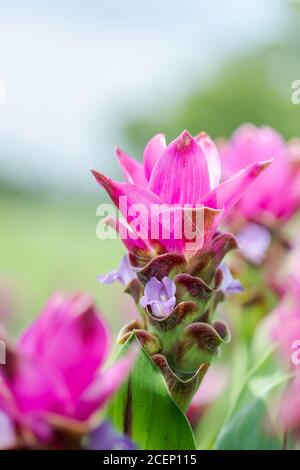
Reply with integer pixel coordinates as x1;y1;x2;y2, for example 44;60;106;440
220;124;300;224
0;293;135;448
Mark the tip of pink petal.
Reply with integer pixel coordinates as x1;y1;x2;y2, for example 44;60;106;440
155;133;167;144
172;130;197;154
179;129;193;142
114;146;124;159
256;158;273;174
90;167;112;189
196;131;208;140
195;131;215;150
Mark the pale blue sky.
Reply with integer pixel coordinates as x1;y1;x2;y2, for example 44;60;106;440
0;0;284;192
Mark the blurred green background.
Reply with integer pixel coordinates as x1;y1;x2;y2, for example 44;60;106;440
1;0;300;334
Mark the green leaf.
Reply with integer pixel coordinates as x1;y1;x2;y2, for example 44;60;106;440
106;335;196;450
214;369;293;450
214;395;282;450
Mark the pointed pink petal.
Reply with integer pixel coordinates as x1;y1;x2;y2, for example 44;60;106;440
115;147;147;186
19;293;111;403
143;133;166;180
196;132;221;189
153;205;223;255
75;345;138;420
149;130;211;204
201;160;272;219
91;168;161;207
101;216;151;255
91;168;161;240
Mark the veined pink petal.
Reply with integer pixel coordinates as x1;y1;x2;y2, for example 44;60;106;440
201;160;272;219
143;133;166;181
153;205;223;255
149;130;211;204
196;132;222;189
91;168;161;240
115;147;148;186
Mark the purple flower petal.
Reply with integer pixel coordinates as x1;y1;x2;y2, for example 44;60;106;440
140;276;176;319
88;421;136;450
236;222;271;265
162;276;176;298
219;263;244;295
98;255;137;286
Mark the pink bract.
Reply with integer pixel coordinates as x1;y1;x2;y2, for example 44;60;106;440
220;124;300;223
0;293;135;445
92;130;271;257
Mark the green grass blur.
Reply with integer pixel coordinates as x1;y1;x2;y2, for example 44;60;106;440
0;189;135;335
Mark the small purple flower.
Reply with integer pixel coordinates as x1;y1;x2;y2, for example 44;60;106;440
88;421;136;450
236;222;271;265
140;276;176;319
219;263;244;295
98;255;137;286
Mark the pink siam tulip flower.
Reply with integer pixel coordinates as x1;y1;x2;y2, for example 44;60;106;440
91;130;271;260
220;124;300;224
279;375;300;431
186;365;228;426
271;278;300;366
271;278;300;432
0;293;136;448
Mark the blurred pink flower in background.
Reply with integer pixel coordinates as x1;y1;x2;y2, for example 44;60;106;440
271;278;300;366
268;277;300;432
0;292;136;448
91;130;270;257
279;374;300;432
186;365;228;426
220;124;300;224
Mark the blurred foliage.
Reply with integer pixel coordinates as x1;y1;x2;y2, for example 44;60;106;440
125;2;300;151
0;190;134;335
